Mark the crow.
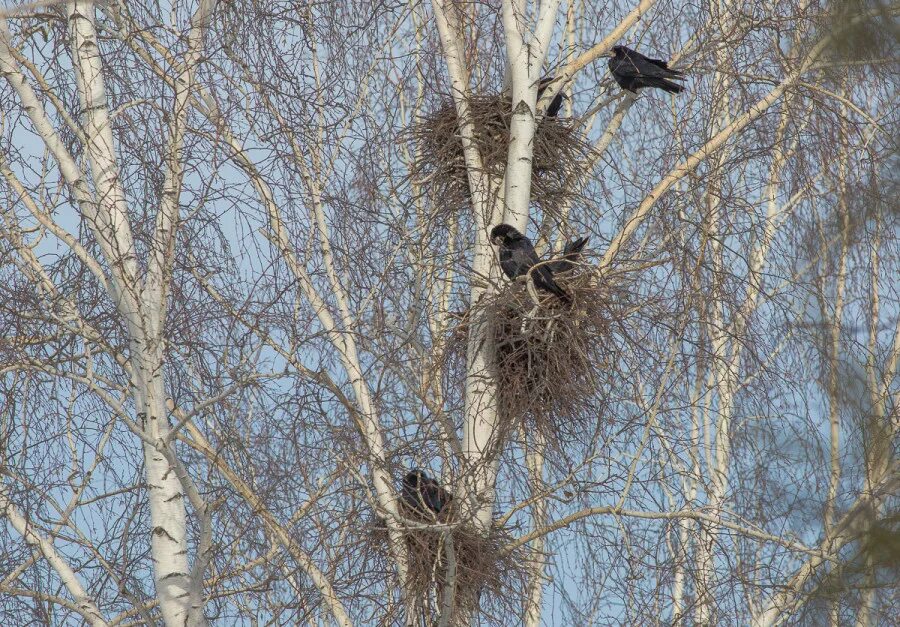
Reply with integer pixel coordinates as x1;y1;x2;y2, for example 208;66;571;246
549;236;589;273
401;470;452;517
606;45;685;94
537;76;567;117
490;224;571;303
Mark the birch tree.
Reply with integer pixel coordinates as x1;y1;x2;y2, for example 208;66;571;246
1;0;897;625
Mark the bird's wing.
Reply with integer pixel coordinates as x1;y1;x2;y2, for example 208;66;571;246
533;262;558;284
647;57;684;76
632;57;677;78
533;263;571;302
614;51;675;79
499;246;529;279
501;245;525;275
423;480;453;513
401;486;421;512
609;57;638;78
511;250;536;278
546;92;565;117
422;483;440;513
514;240;541;266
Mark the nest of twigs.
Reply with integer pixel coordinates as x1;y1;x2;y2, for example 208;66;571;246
406;95;593;213
450;266;627;441
368;504;529;625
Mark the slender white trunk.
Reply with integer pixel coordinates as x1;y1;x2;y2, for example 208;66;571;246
66;4;205;623
458;0;562;531
500;0;560;230
431;0;504;532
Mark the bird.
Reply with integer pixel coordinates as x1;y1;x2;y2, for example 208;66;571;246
606;45;685;94
549;236;589;273
490;224;571;303
537;76;567;117
401;470;452;517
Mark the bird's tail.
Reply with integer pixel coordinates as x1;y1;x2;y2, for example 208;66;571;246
658;78;684;94
564;237;589;256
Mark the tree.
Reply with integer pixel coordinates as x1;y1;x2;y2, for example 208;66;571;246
1;0;897;625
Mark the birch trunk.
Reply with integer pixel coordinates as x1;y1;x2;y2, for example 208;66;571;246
69;2;207;623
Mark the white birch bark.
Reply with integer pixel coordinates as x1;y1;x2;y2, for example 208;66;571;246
215;123;412;583
68;2;210;621
1;1;213;622
500;0;561;228
89;11;401;616
431;0;503;532
461;0;562;533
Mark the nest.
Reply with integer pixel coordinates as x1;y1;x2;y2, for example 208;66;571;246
450;266;627;442
406;94;593;213
368;506;529;625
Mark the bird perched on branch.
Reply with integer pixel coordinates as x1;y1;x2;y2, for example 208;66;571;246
401;470;452;516
549;236;589;273
490;224;571;303
606;45;685;94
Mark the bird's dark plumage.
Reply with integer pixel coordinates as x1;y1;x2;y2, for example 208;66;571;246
607;45;685;94
401;470;452;516
490;224;570;303
549;236;588;273
537;76;567;117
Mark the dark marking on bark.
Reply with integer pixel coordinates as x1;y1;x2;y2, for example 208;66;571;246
152;526;176;542
513;99;533;116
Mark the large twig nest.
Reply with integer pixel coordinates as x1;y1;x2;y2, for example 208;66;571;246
450;266;631;441
367;509;529;625
406;95;593;214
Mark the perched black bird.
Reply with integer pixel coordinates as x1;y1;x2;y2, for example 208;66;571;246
401;470;452;516
606;45;685;94
537;76;567;117
490;224;570;303
549;236;589;273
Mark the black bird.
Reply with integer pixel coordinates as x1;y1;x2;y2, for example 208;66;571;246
490;224;570;303
401;470;452;516
537;76;567;117
549;236;589;273
606;45;685;94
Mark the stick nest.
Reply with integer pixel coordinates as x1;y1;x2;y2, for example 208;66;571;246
450;267;627;440
406;94;592;213
368;506;529;625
